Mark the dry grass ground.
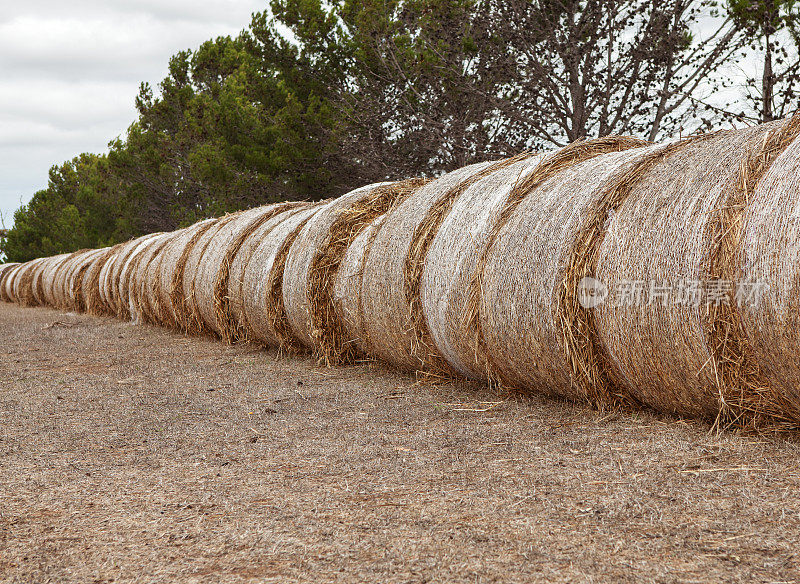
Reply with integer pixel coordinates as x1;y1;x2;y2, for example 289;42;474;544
1;302;800;583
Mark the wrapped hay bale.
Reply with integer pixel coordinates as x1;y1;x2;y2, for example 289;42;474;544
358;155;550;374
239;204;323;348
3;263;25;303
15;257;50;307
728;116;800;428
126;233;174;323
136;229;187;325
69;248;108;313
161;218;217;331
0;263;20;303
54;250;92;310
179;214;245;335
330;216;387;359
116;234;165;320
225;205;312;343
283;179;429;364
420;154;549;379
193;203;304;339
90;244;125;316
586;121;796;422
40;254;71;308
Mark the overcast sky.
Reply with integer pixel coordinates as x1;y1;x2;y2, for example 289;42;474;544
0;0;265;228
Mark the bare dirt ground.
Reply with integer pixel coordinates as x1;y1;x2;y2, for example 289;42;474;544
1;302;800;583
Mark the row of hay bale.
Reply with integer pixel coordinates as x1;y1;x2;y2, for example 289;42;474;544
4;115;800;431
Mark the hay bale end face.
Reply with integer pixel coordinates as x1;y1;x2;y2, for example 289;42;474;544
0;263;20;303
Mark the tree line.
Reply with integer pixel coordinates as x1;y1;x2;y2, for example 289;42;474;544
2;0;798;262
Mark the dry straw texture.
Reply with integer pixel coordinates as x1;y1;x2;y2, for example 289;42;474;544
163;219;217;331
591;122;786;421
331;216;387;359
180;214;244;335
421;155;546;379
128;233;175;323
472;141;652;404
729;115;800;430
225;205;311;344
86;245;122;316
4;263;24;303
284;179;429;365
212;202;305;342
0;263;20;303
359;160;507;373
240;205;322;348
16;257;50;307
117;234;165;320
40;254;71;308
72;248;109;313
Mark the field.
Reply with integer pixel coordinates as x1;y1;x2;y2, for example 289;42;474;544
1;302;800;583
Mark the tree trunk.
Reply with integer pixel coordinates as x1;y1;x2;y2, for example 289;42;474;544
763;29;774;122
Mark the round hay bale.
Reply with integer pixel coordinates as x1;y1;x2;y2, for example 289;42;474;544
225;205;312;344
420;154;549;379
283;179;429;364
0;263;20;303
103;236;156;317
468;139;655;406
15;257;50;307
70;248;109;313
3;263;25;303
239;204;323;348
54;250;92;310
163;218;218;331
358;156;534;374
192;203;304;339
587;122;791;422
40;254;71;307
330;215;387;359
179;214;245;335
727;116;800;428
82;245;119;316
124;233;174;323
117;233;166;320
136;229;187;325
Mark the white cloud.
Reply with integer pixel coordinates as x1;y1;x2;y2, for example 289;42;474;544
0;0;265;227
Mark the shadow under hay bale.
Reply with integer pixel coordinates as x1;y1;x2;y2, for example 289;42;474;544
240;204;323;349
284;179;430;365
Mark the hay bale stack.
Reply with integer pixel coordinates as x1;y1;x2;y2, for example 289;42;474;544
239;204;323;348
330;216;387;359
0;263;20;303
224;205;312;343
179;214;245;335
729;116;800;428
116;234;165;320
126;233;174;323
420;154;547;378
587;122;792;422
358;157;535;374
283;179;429;364
192;203;304;339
